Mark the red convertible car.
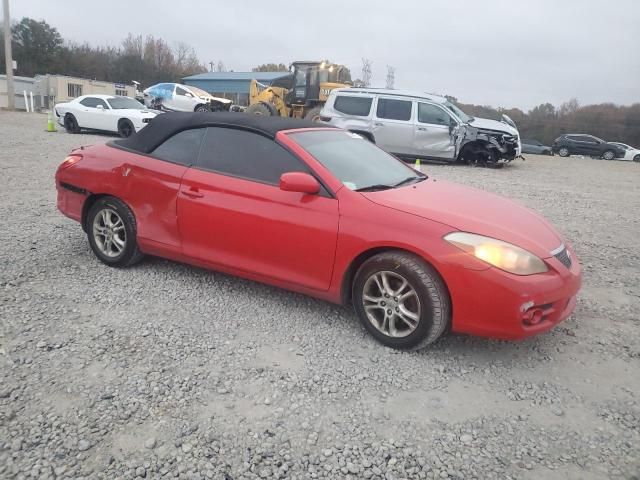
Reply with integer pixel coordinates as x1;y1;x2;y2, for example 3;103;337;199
56;113;581;350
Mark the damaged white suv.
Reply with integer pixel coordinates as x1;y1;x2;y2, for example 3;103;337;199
320;88;521;167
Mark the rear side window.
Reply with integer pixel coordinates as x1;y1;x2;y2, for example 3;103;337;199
334;96;373;116
152;128;205;166
80;97;108;109
197;127;307;185
417;103;451;126
376;98;412;121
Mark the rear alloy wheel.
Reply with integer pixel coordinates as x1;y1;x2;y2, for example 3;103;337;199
558;147;570;157
634;154;640;163
353;252;450;350
87;196;143;268
118;120;134;138
602;150;615;160
64;114;80;134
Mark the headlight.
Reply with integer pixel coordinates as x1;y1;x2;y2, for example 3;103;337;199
444;232;548;275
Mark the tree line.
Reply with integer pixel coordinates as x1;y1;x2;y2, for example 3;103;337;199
0;18;206;88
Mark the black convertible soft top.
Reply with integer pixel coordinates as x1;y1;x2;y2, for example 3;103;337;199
112;112;332;154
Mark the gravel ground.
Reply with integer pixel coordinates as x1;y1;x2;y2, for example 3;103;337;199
1;111;639;480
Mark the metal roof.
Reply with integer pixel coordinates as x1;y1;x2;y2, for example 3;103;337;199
182;71;289;81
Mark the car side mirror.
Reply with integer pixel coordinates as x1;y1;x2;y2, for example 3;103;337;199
97;105;104;110
185;92;193;98
279;172;321;195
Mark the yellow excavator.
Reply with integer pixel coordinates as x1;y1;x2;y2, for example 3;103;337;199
247;61;350;121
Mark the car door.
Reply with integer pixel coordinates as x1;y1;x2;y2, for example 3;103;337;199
92;98;116;131
372;97;414;156
177;127;339;291
172;85;196;112
76;97;107;129
122;128;205;248
413;102;456;159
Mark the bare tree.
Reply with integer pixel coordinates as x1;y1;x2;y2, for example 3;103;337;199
361;58;372;87
385;65;395;89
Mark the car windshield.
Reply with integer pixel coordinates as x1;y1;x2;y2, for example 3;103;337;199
107;97;145;110
186;86;211;97
290;130;424;191
443;100;472;123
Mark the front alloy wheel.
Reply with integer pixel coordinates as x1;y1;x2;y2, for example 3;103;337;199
602;150;615;160
558;147;570;157
362;271;420;338
353;252;450;350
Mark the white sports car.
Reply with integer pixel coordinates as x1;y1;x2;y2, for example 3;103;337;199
55;95;159;137
610;142;640;162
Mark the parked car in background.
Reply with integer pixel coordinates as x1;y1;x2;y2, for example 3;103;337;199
609;142;640;162
521;139;552;155
551;134;625;160
55;113;580;350
143;83;232;112
320;88;521;167
55;95;158;137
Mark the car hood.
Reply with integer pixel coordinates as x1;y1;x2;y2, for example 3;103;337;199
362;179;562;258
468;117;519;136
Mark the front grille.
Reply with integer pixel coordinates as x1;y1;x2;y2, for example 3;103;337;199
554;247;572;269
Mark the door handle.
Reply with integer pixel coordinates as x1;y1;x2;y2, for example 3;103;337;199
374;122;383;127
417;127;427;131
181;188;204;199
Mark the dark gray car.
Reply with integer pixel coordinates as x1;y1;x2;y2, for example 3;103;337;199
521;139;552;155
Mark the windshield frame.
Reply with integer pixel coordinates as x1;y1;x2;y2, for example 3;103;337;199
106;96;146;110
185;85;211;98
285;129;425;193
443;100;472;124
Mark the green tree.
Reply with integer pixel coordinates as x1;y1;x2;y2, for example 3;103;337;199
10;18;63;76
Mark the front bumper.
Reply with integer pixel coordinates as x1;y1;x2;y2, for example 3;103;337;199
446;246;582;340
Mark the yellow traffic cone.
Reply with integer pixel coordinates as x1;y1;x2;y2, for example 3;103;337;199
414;159;421;172
47;111;57;132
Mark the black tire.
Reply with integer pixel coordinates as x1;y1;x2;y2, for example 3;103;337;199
602;150;615;160
118;119;134;138
246;102;277;116
195;104;210;113
87;196;144;268
304;106;323;122
352;251;450;350
543;149;553;156
64;114;80;134
633;154;640;163
558;147;570;157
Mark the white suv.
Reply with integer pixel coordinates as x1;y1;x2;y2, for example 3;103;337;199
320;88;521;166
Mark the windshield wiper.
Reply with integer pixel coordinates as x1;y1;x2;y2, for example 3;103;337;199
393;175;426;188
355;184;393;192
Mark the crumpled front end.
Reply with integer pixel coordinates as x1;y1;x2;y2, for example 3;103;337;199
457;126;521;167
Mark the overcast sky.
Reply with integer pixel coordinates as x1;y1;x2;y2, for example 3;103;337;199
7;0;640;110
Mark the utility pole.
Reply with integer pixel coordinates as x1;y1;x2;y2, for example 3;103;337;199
209;61;214;72
3;0;15;110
